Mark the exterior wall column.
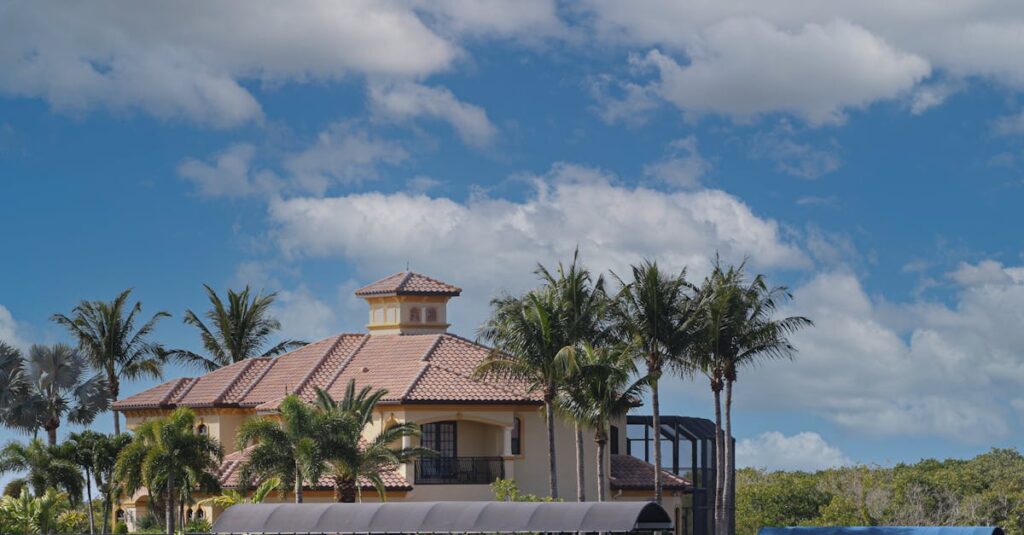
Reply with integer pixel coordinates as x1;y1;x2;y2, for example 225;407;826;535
502;425;515;481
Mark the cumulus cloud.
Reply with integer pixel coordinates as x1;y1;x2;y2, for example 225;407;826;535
0;1;457;126
750;125;842;179
369;82;498;147
618;20;928;125
266;163;808;329
178;144;281;198
0;305;27;352
737;431;852;472
723;263;1024;440
643;136;711;189
412;0;567;43
992;112;1024;136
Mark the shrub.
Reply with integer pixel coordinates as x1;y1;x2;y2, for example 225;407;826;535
113;521;128;534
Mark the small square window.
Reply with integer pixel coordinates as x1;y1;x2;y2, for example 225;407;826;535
409;307;421;322
426;307;438;323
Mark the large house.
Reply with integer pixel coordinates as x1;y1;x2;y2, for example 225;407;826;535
113;272;712;535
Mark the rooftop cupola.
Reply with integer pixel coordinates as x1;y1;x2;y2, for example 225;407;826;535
354;271;461;335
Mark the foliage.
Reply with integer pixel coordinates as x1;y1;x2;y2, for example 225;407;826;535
52;288;169;434
115;407;222;535
736;449;1024;535
169;285;305;371
185;517;213;532
56;508;88;533
490;479;560;502
113;521;128;534
314;381;430;502
0;439;83;500
0;344;111;445
0;487;70;535
200;477;281;508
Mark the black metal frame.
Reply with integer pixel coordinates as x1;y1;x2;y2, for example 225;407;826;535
414;456;505;484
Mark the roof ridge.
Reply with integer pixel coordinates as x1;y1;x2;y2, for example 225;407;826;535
321;334;370;394
293;334;347;398
419;333;445;362
169;377;200;405
214;359;258;405
236;357;277;404
156;378;190;406
396;271;414;291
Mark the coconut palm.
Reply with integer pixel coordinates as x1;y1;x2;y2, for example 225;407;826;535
556;343;648;501
474;289;577;500
200;477;281;509
5;344;110;445
0;439;83;500
52;289;170;434
695;262;812;535
67;431;103;534
611;260;699;503
169;285;306;371
236;395;329;503
92;432;130;535
115;408;223;535
314;381;430;502
0;342;30;429
536;250;609;502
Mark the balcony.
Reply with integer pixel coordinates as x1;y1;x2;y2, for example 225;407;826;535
414;456;505;485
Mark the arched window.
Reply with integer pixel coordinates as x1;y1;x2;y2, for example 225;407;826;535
197;424;207;436
409;307;421;323
115;509;125;522
511;417;522;455
186;509;193;521
196;508;206;519
426;307;438;323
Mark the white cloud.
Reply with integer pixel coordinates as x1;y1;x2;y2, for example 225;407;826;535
283;122;409;194
949;260;1015;287
272;287;339;343
412;0;567;43
0;305;27;352
0;1;457;126
750;126;843;179
992;112;1024;136
178;144;282;198
266;163;808;330
643;136;711;189
737;431;852;472
620;20;928;125
369;82;498;147
725;264;1024;440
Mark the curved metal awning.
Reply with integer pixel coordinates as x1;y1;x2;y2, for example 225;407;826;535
211;501;673;533
759;528;1005;535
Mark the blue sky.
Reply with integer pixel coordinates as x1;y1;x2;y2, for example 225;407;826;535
3;1;1024;473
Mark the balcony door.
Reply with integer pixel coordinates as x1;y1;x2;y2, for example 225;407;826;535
421;421;457;479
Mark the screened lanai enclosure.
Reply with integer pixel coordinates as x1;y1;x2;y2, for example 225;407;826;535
625;415;727;535
211;501;674;534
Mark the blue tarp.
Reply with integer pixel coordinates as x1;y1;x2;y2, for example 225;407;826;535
760;527;1004;535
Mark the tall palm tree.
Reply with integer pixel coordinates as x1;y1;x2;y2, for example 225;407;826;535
0;342;30;428
696;262;812;535
474;289;577;500
0;438;83;500
314;381;429;502
536;250;608;502
611;260;698;503
92;432;130;535
67;431;104;534
52;289;170;434
115;408;223;535
556;343;648;501
170;285;305;371
236;395;328;503
6;344;110;445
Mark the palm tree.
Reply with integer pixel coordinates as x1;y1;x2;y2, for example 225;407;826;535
557;344;649;501
67;431;104;534
200;477;280;508
4;344;110;445
314;381;430;502
92;432;130;535
695;262;812;535
536;250;608;502
52;289;170;434
0;487;69;535
170;285;306;371
115;408;223;535
474;289;577;500
611;260;698;503
236;395;328;503
0;439;83;500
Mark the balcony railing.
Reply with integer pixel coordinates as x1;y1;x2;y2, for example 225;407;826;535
414;456;504;485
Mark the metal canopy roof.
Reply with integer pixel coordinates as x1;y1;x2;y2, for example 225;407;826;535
211;501;674;534
759;528;1005;535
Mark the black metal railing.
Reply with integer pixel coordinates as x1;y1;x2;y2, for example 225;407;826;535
414;456;504;484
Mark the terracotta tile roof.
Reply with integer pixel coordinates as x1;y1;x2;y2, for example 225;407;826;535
609;454;692;491
354;272;461;297
116;332;540;412
217;445;410;491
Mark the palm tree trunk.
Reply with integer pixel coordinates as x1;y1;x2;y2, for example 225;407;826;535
46;423;58;446
713;382;724;535
112;379;121;436
575;423;585;502
544;397;559;500
650;369;662;504
101;494;110;534
294;468;304;503
85;468;96;535
723;380;734;535
595;431;607;502
166;473;176;535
